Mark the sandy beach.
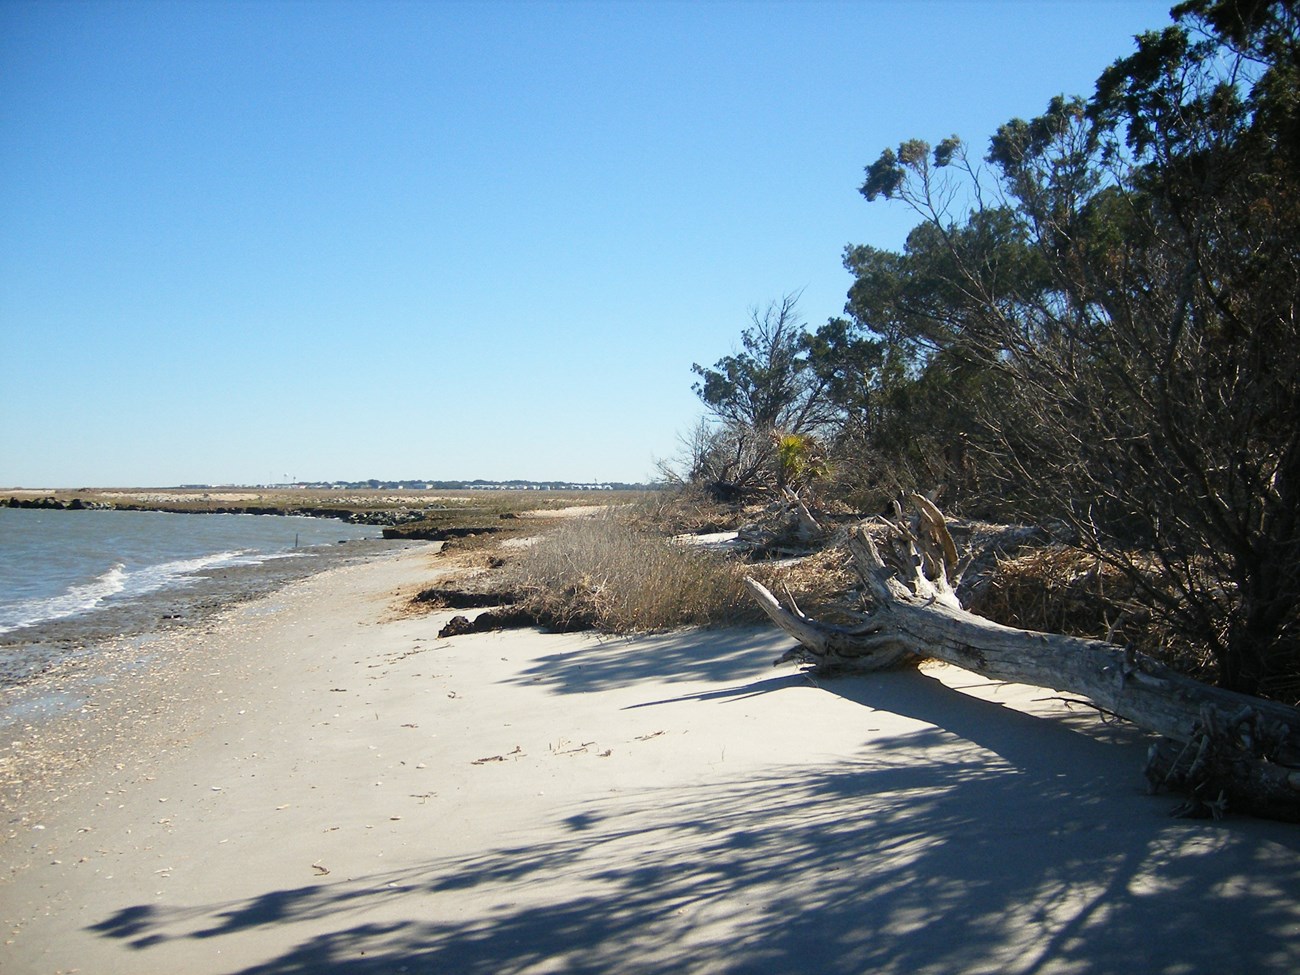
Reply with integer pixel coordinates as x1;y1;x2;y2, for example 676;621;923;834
2;544;1299;974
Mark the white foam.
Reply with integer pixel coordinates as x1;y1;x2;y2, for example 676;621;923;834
0;562;127;634
0;549;271;635
123;550;259;596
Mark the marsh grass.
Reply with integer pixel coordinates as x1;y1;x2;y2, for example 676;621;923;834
502;512;767;632
497;504;863;634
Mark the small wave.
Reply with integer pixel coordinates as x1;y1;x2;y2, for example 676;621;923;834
0;549;275;636
0;562;128;634
112;549;278;603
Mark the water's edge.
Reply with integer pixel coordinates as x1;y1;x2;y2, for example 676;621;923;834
0;537;431;726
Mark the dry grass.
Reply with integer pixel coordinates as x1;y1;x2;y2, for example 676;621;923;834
501;512;765;632
418;491;1224;673
969;543;1212;679
473;499;1280;699
748;547;859;624
496;503;866;634
413;495;1234;692
970;545;1134;636
618;485;749;536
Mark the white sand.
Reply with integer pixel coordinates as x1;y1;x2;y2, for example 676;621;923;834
2;545;1298;974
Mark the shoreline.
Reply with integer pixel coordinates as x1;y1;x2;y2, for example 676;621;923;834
3;491;412;523
2;544;1299;973
0;533;417;691
0;541;441;835
0;487;618;547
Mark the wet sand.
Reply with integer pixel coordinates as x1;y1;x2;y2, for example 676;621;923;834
2;544;1299;974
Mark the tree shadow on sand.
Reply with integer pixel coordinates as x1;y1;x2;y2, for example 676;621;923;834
89;662;1300;975
505;626;802;693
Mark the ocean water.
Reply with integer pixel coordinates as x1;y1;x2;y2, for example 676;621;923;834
0;507;390;691
0;507;380;636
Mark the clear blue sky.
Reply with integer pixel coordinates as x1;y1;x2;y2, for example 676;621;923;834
2;0;1174;487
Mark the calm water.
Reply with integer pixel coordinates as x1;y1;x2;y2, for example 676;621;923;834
0;507;380;636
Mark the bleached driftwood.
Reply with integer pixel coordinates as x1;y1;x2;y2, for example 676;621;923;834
736;487;826;556
745;496;1300;820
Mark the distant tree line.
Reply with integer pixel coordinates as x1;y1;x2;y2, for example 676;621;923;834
683;1;1299;702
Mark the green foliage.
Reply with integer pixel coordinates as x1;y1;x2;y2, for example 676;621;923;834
691;293;833;435
833;0;1300;699
689;293;857;495
775;433;828;492
683;0;1299;700
800;317;884;419
860;146;905;201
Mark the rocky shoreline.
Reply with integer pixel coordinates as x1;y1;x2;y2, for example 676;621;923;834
0;490;583;696
0;488;603;543
0;491;540;544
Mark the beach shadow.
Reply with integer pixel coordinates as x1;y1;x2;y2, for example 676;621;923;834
88;666;1300;974
824;667;1147;786
507;626;795;693
621;671;813;710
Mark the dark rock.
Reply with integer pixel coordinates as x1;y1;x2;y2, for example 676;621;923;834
381;525;500;541
437;608;538;638
413;587;519;609
438;615;476;638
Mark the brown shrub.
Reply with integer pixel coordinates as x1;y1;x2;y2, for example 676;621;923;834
619;485;748;536
501;513;764;633
969;544;1213;680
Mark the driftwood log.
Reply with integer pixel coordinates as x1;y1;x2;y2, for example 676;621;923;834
736;488;826;556
746;495;1300;821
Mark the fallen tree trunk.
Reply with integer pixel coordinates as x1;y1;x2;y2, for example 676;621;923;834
746;497;1300;821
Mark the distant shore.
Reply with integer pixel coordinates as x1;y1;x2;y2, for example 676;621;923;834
0;486;618;540
1;488;442;527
